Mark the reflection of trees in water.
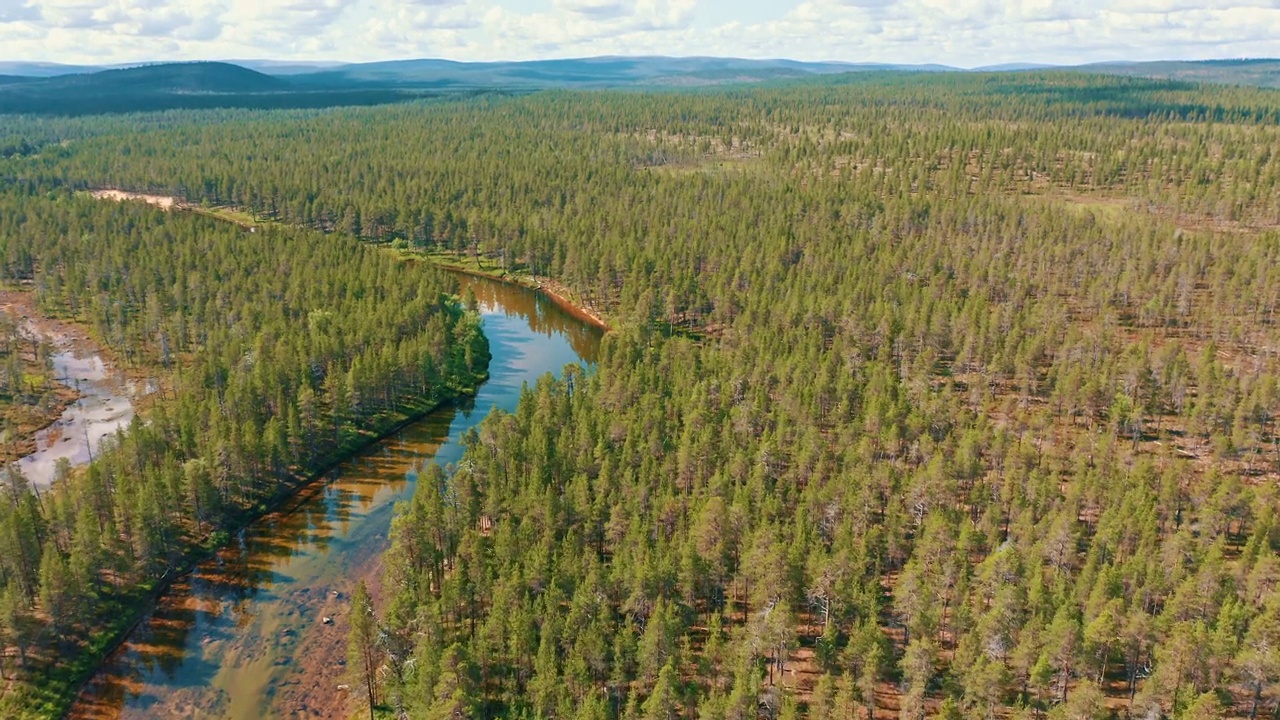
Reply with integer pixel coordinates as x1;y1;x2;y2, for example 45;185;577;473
201;404;463;604
125;591;198;683
454;393;476;418
455;275;602;363
75;578;219;718
75;273;595;719
77;401;470;718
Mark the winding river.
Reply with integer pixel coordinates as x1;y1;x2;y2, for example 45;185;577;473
69;272;602;720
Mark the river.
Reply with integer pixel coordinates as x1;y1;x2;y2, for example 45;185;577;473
68;272;602;720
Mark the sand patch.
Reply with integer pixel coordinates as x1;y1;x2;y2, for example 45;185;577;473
91;189;182;210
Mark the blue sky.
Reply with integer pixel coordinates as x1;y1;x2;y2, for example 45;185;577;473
1;0;1278;67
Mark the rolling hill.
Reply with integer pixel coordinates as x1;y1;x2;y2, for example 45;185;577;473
0;57;953;115
0;61;420;115
32;61;289;93
1083;58;1280;88
293;56;952;89
3;56;1278;116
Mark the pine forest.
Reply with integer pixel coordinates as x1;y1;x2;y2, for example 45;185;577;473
0;71;1279;720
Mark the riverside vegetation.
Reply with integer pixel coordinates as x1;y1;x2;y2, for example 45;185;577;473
0;192;489;716
0;308;73;465
3;71;1280;718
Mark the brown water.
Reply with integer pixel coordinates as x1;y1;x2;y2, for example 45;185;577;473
69;273;602;720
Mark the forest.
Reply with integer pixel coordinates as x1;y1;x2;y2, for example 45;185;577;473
0;190;488;716
1;71;1280;719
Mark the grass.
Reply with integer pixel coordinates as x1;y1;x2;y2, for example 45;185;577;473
5;589;158;719
189;204;269;228
1036;191;1132;222
393;245;536;286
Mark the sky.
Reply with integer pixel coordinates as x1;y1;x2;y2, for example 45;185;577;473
1;0;1278;68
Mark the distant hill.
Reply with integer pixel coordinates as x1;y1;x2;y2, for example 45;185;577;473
4;56;1280;90
1083;59;1280;88
973;62;1060;72
2;56;1278;116
0;75;38;87
290;56;954;89
0;57;955;116
0;61;422;115
0;61;103;77
33;62;290;93
230;59;350;76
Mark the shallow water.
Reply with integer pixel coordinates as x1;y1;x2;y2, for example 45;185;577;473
68;272;602;720
17;339;138;488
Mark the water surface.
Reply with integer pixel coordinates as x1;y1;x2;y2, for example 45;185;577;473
70;272;601;720
18;346;139;488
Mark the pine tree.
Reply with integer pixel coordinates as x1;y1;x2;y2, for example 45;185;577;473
348;580;381;720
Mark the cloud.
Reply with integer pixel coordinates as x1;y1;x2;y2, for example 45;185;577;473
0;0;40;23
838;0;894;5
698;0;1280;66
463;0;696;58
239;0;357;36
0;0;1278;68
38;0;109;29
15;0;224;41
555;0;634;20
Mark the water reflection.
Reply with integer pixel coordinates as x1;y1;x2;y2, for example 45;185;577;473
70;272;602;720
459;273;603;362
18;342;141;488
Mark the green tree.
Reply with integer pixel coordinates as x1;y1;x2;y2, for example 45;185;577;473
348;580;382;720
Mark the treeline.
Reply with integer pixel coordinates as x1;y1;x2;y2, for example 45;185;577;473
3;71;1280;718
0;190;488;717
0;87;431;118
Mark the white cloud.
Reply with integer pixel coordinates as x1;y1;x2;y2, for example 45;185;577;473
0;0;1276;67
555;0;634;20
0;0;40;24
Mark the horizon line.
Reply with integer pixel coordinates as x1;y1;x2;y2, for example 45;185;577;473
2;54;1278;73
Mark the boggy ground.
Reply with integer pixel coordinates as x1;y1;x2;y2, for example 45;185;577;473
0;291;87;467
0;290;148;487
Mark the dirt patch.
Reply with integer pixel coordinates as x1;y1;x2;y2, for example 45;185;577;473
536;278;610;331
0;290;99;361
91;189;182;210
